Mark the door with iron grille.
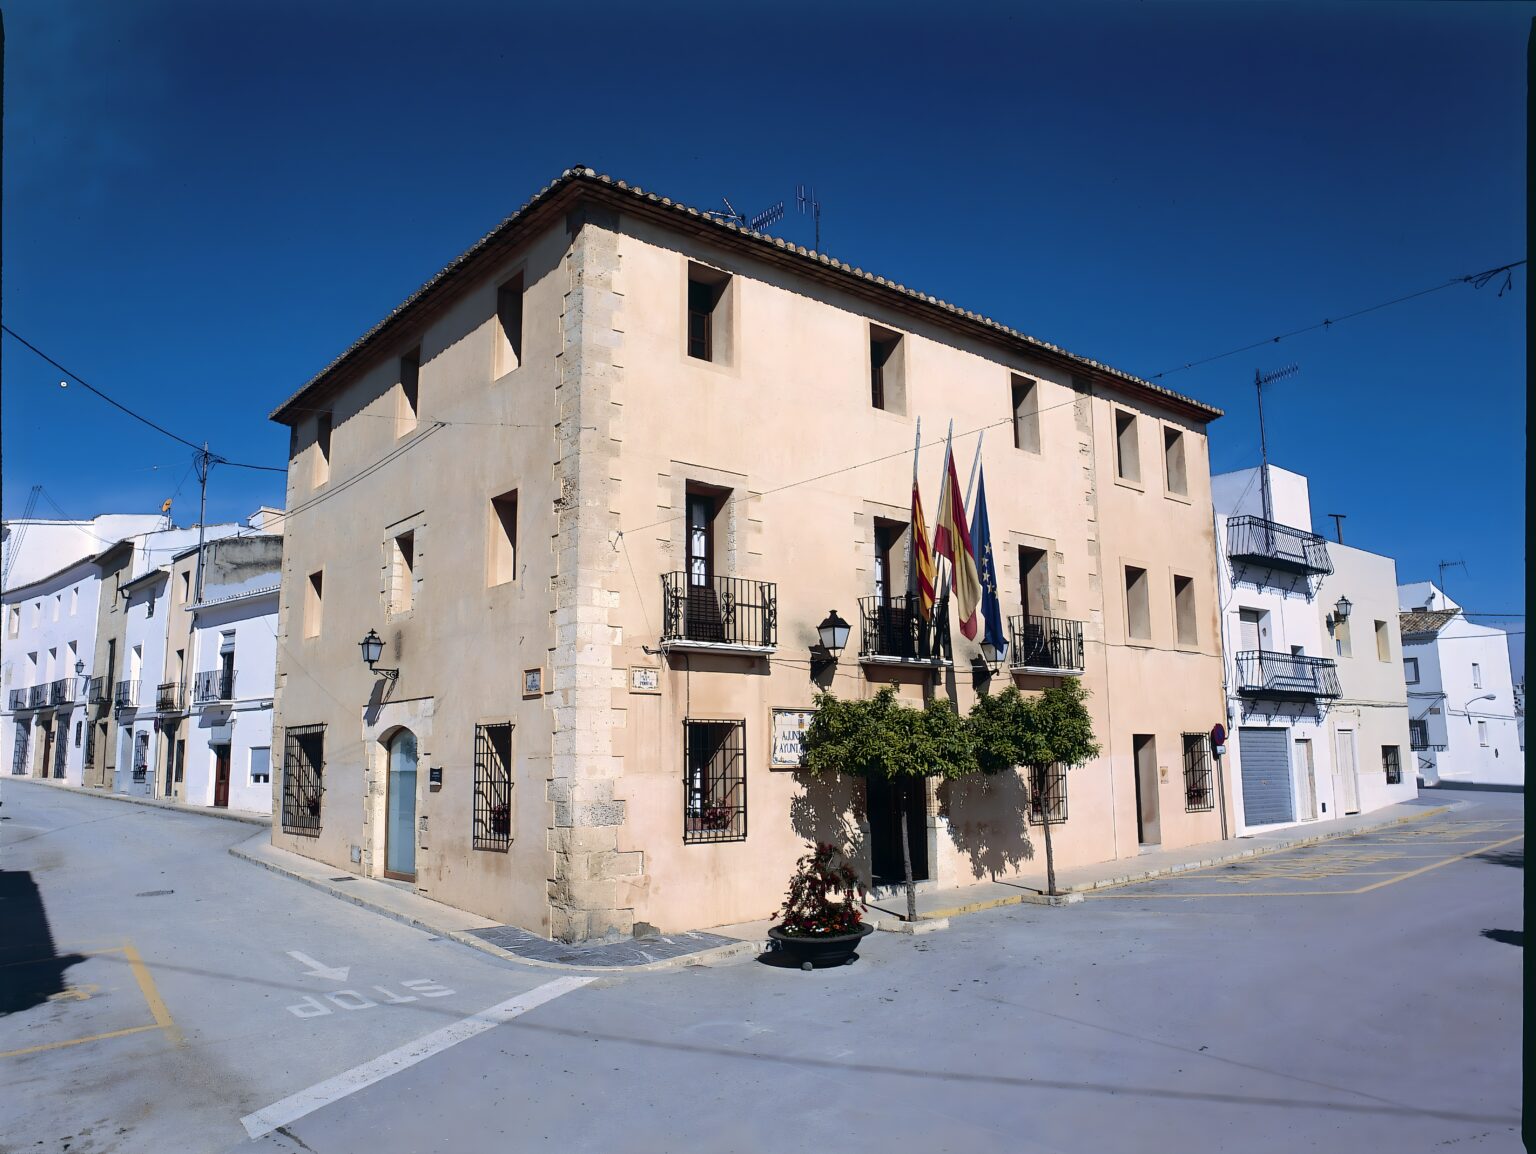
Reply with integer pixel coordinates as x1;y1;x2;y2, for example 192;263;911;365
385;729;419;880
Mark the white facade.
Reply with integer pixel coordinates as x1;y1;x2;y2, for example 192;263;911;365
1398;583;1522;787
1214;465;1345;832
1;556;102;784
183;587;279;813
115;569;171;796
2;514;165;590
1314;543;1417;814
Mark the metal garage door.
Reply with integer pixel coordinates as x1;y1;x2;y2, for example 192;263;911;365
1239;726;1294;826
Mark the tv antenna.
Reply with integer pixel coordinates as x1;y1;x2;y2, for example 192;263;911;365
706;195;785;233
797;184;822;249
1253;363;1299;526
1437;559;1467;602
1326;513;1346;544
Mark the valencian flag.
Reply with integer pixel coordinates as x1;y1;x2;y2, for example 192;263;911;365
970;465;1007;662
933;430;982;640
909;423;937;622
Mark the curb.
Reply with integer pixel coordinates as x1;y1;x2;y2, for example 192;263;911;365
228;838;766;974
7;775;271;827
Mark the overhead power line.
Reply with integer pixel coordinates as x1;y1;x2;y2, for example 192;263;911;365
1149;259;1526;380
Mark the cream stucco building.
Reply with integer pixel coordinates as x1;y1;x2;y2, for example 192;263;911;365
267;167;1234;941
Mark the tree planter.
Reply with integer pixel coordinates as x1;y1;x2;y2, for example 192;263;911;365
767;923;874;970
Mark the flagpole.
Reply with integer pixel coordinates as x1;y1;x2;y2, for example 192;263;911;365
907;417;921;603
963;430;984;521
935;421;955;604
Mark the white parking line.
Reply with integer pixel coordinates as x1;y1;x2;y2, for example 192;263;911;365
240;975;594;1139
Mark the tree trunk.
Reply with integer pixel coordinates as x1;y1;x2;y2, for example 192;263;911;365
1036;765;1057;897
899;780;917;923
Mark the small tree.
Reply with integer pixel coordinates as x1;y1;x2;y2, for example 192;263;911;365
802;686;976;923
969;681;1101;897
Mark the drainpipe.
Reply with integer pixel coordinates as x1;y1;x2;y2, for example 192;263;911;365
1213;509;1233;841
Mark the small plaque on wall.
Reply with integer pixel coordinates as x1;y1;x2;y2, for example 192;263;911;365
629;666;660;694
523;668;543;697
770;708;816;770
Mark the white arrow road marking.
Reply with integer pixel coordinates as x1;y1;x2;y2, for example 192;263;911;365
241;975;594;1139
286;950;351;982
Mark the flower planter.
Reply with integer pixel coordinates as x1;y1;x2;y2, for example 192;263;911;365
767;923;874;970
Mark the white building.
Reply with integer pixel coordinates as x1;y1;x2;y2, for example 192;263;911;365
1314;542;1418;814
2;514;164;590
1398;582;1522;787
115;566;173;796
1214;465;1345;831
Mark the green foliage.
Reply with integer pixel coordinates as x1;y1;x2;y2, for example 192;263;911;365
967;681;1102;772
802;686;977;783
777;842;863;937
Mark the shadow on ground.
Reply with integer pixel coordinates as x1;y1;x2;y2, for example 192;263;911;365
1480;928;1522;948
1473;847;1523;870
0;870;86;1014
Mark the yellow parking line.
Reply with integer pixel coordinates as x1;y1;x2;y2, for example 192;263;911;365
0;1024;160;1060
122;941;182;1047
1353;834;1524;893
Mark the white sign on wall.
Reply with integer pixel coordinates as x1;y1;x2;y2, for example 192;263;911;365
770;708;815;770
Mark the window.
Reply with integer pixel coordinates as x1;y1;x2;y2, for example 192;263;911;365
398;348;420;435
1011;375;1040;453
6;606;18;637
683;719;746;844
1027;763;1067;824
1382;746;1402;785
1409;720;1428;750
314;412;332;486
304;571;323;638
1124;566;1151;641
74;720;83;748
1114;411;1140;484
686;489;721;588
494;273;523;377
1375;620;1390;662
53;594;61;621
281;724;325;835
1403;657;1419;684
1183;734;1214;811
1472;663;1482;689
489;490;518;586
181;570;192;602
132;732;150;783
1163;427;1188;496
686;264;731;363
173;737;184;783
1334;617;1352;658
70;587;78;615
250;745;271;785
1477;720;1488;747
389;531;415;614
869;325;905;413
1173;574;1197;646
473;722;514;851
873;521;905;608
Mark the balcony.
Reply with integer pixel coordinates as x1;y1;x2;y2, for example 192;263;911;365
113;680;140;709
194;668;237;704
660;573;777;655
49;678;76;707
1234;650;1341;701
156;681;186;713
1226;515;1333;577
7;689;26;712
89;676;108;704
27;684;49;709
858;594;951;665
1007;614;1086;675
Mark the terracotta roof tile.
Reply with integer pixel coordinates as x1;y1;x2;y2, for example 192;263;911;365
1399;609;1459;636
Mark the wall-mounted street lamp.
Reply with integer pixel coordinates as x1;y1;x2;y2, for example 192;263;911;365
358;628;398;681
75;659;88;698
810;609;850;677
1464;692;1495;721
1327;595;1353;631
977;640;1006;678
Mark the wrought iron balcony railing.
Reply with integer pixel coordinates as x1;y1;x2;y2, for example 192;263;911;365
194;668;237;703
858;594;951;663
49;678;76;706
156;681;186;712
1234;650;1341;701
27;684;49;709
113;680;140;709
1007;614;1086;673
1225;515;1333;577
89;676;108;704
7;689;26;712
661;573;777;650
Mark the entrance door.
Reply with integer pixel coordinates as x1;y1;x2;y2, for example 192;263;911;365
867;775;928;885
39;724;54;780
384;729;419;881
1294;738;1317;820
1132;734;1160;845
212;744;231;808
1333;729;1360;815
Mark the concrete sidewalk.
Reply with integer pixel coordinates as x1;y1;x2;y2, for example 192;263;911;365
7;774;270;826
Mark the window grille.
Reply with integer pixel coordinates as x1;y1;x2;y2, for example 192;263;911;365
83;723;95;772
132;731;149;783
1182;733;1215;811
12;723;29;775
1382;745;1402;785
1408;720;1428;750
54;727;69;778
683;719;746;844
473;723;514;851
281;723;326;836
1027;763;1067;825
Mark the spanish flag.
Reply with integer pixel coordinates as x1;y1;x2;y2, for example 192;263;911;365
910;476;936;623
933;431;982;640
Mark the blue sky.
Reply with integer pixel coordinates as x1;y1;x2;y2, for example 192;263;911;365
3;1;1527;673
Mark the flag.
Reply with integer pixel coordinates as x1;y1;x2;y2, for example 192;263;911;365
971;467;1007;661
933;433;982;640
909;426;936;623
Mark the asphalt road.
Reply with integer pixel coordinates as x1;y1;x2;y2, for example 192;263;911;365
0;781;1523;1154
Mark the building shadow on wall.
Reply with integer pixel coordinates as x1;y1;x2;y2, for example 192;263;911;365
788;772;868;884
0;870;87;1015
940;770;1036;882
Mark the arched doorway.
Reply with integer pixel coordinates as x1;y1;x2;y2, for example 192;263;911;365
384;729;419;882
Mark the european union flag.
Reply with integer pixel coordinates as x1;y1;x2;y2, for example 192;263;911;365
971;467;1007;663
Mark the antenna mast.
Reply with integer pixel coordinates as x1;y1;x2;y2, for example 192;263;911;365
1436;559;1467;603
797;184;822;249
1254;363;1299;527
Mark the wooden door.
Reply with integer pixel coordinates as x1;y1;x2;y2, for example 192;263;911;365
213;744;230;808
1333;729;1360;815
1294;738;1317;820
